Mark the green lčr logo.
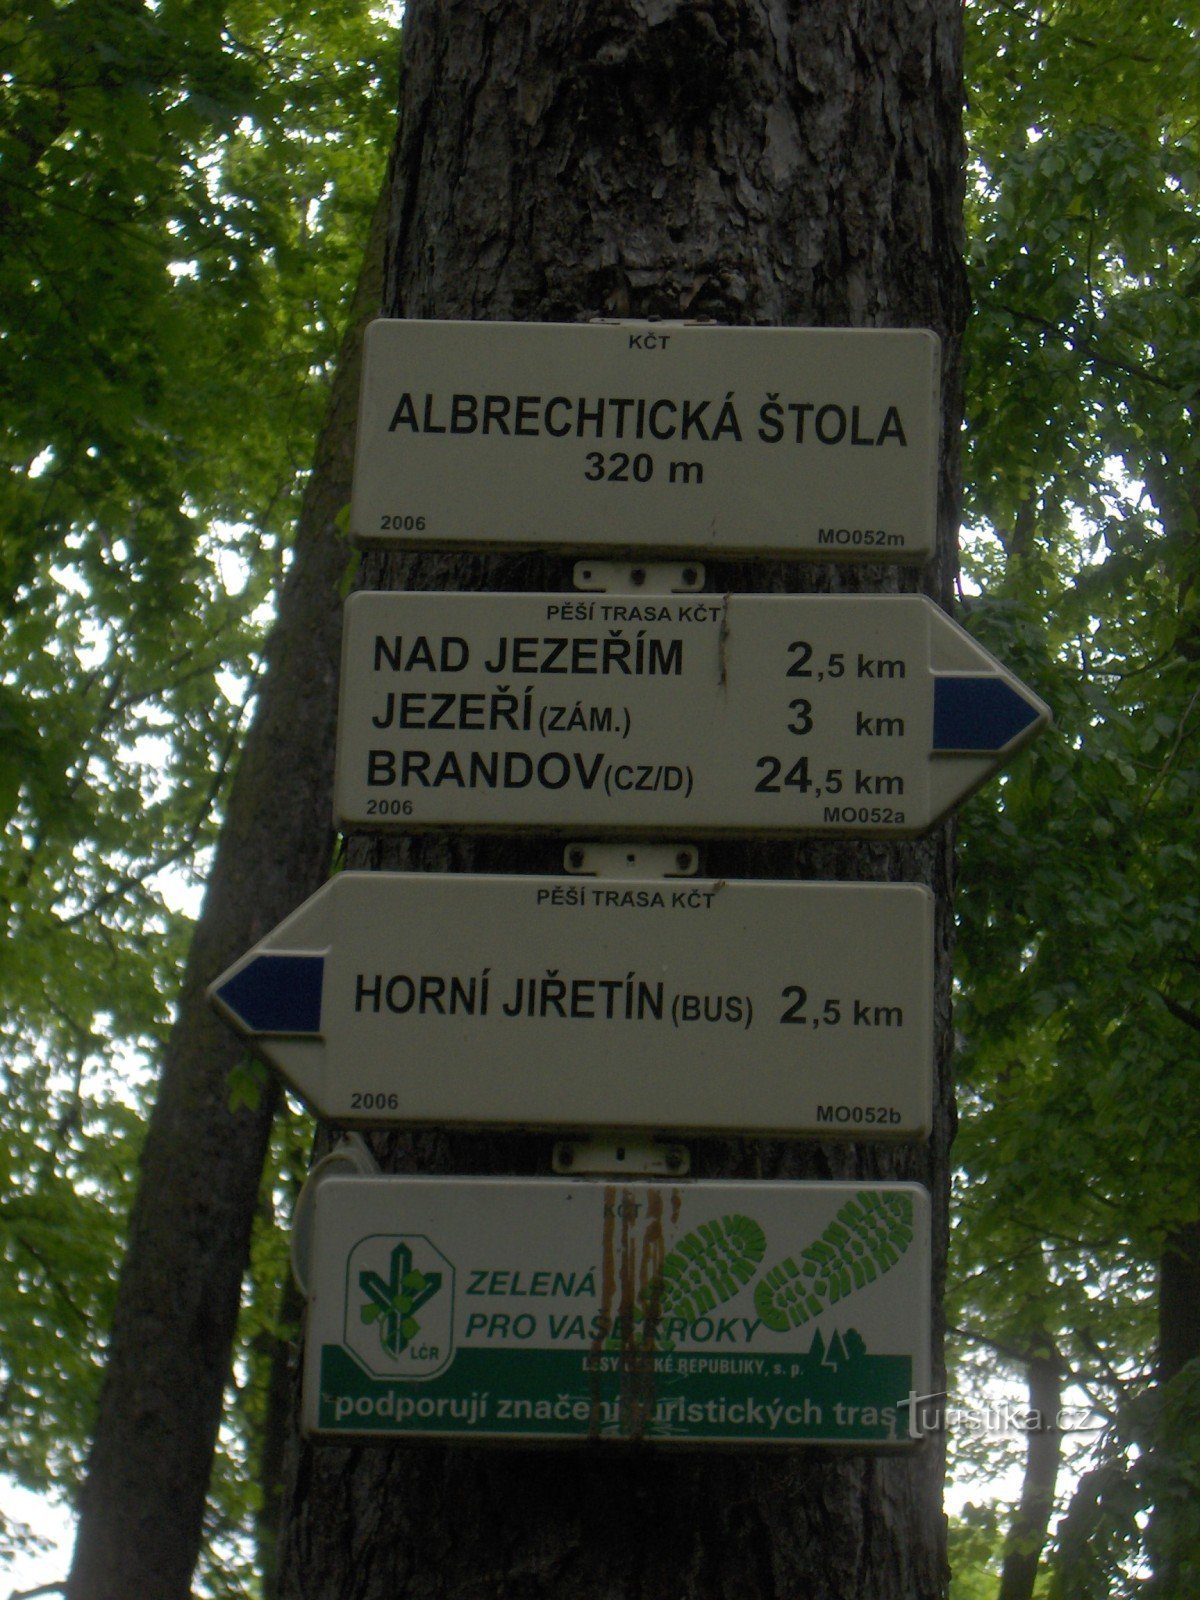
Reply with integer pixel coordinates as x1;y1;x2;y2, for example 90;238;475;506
359;1240;443;1359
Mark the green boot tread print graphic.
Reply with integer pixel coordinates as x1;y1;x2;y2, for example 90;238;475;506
359;1240;443;1358
754;1189;914;1331
656;1213;768;1324
629;1191;913;1345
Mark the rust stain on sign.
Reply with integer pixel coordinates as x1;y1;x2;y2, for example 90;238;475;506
716;593;731;689
589;1185;676;1439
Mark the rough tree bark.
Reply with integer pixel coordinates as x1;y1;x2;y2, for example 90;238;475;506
273;3;966;1598
65;184;389;1600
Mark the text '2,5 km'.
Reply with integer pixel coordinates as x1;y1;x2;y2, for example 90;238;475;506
334;592;1050;838
208;872;934;1136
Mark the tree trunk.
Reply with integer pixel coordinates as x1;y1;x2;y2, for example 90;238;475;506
65;183;389;1600
1159;1221;1200;1388
997;1338;1063;1600
1149;1219;1200;1593
259;1268;308;1599
274;3;966;1598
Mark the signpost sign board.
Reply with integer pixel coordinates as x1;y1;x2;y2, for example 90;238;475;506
208;872;934;1137
350;320;940;560
303;1175;932;1447
334;591;1050;838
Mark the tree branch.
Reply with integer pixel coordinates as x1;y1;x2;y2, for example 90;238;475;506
995;303;1174;390
1155;989;1200;1034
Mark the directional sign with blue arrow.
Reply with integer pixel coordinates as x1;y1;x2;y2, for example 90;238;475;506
216;954;324;1034
208;872;935;1135
334;591;1051;838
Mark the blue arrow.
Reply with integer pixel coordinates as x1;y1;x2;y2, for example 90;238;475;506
215;954;324;1034
932;676;1043;754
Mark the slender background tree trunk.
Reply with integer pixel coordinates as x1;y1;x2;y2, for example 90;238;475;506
274;3;967;1596
1158;1222;1200;1388
997;1336;1064;1600
66;184;389;1600
1149;1218;1200;1593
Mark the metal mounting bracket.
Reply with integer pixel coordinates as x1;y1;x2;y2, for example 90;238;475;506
573;559;704;595
290;1133;380;1293
562;841;698;879
552;1136;691;1177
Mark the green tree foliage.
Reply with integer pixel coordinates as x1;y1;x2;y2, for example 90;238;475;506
0;0;395;1570
952;2;1200;1593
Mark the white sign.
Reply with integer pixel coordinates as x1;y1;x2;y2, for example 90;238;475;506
208;872;934;1136
335;591;1050;837
350;320;940;560
303;1175;931;1446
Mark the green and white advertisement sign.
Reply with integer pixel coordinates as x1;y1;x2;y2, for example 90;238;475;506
303;1176;931;1447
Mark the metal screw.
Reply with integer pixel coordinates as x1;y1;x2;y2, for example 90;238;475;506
568;847;584;869
630;566;646;586
665;1148;685;1173
675;850;692;871
681;566;698;586
557;1143;574;1168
